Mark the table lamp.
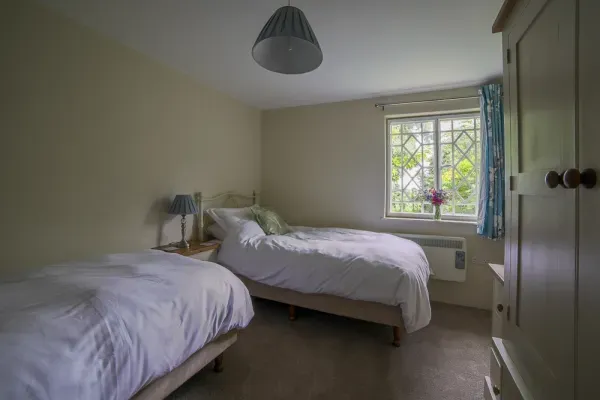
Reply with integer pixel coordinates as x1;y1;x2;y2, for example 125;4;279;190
168;194;199;249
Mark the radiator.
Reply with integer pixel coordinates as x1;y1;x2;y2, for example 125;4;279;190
392;234;467;282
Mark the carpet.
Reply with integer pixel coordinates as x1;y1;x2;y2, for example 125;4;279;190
168;300;491;400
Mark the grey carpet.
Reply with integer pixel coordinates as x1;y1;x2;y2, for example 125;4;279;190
168;300;491;400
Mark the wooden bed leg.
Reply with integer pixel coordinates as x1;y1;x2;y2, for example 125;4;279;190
392;326;402;347
288;304;297;321
213;353;224;373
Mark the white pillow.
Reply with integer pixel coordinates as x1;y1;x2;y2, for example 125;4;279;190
207;224;227;240
236;219;267;241
205;207;254;232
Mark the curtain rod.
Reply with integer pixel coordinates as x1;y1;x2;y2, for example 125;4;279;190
374;96;479;111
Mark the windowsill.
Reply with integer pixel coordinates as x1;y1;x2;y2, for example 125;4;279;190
381;216;477;226
380;216;478;236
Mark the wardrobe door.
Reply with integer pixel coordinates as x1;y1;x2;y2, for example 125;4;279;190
504;0;577;399
577;0;600;398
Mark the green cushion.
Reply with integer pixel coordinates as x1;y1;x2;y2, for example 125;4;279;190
250;205;290;235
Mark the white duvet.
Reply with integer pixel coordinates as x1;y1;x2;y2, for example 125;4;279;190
0;251;254;400
218;222;432;333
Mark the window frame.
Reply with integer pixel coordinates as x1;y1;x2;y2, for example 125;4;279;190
385;110;481;222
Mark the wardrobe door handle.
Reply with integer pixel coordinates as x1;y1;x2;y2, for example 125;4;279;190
562;169;581;188
496;304;504;313
493;385;501;396
581;168;597;189
545;171;563;189
545;169;596;189
563;168;597;189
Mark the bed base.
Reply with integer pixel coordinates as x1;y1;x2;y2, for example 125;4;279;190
238;275;405;347
131;330;237;400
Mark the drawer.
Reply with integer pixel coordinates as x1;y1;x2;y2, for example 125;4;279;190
484;376;497;400
490;347;502;389
189;249;217;262
491;338;532;400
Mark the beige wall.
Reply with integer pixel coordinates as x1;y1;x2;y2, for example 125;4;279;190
0;1;261;271
262;87;504;310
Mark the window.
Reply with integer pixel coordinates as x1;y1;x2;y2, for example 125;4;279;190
386;113;481;220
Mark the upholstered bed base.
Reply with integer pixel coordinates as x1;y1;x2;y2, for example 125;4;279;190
131;330;237;400
236;275;405;346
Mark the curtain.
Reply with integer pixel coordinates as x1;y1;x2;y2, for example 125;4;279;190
477;84;505;239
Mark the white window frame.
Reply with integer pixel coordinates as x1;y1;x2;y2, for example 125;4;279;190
385;111;481;222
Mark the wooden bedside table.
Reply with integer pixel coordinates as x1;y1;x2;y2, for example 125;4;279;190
153;240;221;262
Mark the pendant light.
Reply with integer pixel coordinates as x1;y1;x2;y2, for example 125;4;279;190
252;1;322;74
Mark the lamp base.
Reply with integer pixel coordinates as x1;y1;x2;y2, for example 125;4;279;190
177;215;190;249
177;239;190;249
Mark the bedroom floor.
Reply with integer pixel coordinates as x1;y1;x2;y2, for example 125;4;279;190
168;300;491;400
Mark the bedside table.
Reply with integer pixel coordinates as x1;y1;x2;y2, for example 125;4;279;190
153;241;221;262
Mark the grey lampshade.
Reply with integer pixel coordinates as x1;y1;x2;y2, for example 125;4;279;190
168;194;199;215
252;6;322;75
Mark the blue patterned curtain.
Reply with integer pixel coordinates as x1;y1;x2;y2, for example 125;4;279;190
477;84;505;239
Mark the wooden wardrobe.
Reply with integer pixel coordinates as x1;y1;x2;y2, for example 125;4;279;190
490;0;600;399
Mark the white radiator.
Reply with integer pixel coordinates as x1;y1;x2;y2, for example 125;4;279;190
393;234;467;282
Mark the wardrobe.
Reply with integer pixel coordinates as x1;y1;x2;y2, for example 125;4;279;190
490;0;600;399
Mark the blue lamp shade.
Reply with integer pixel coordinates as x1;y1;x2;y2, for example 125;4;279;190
252;6;322;75
168;194;199;216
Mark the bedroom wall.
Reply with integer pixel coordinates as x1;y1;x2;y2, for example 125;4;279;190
0;0;261;272
261;86;504;310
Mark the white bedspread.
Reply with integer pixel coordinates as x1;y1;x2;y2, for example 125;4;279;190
218;223;431;333
0;251;254;400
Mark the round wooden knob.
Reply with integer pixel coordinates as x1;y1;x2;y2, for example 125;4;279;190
563;168;581;189
581;168;597;189
545;171;561;188
497;304;504;313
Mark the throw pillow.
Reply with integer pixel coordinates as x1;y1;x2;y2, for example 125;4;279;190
250;205;290;235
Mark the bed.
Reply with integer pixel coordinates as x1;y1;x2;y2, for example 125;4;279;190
0;251;254;400
197;191;432;346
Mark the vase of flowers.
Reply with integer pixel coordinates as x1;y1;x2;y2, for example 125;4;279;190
420;189;450;220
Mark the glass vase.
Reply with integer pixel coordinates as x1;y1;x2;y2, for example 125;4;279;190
434;204;442;220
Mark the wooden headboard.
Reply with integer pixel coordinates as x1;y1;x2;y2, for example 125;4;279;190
194;191;258;242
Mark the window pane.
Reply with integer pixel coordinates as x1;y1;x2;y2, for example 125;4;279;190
441;131;453;143
441;166;453;191
440;144;453;166
455;205;476;215
390;135;403;145
422;121;434;132
442;204;453;214
440;120;452;131
453;118;475;130
391;147;403;168
456;131;475;154
422;145;434;168
403;135;420;151
423;167;435;190
402;123;421;134
403;203;422;213
422;132;434;144
390;123;402;134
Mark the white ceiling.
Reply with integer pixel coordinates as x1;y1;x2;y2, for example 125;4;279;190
39;0;504;110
